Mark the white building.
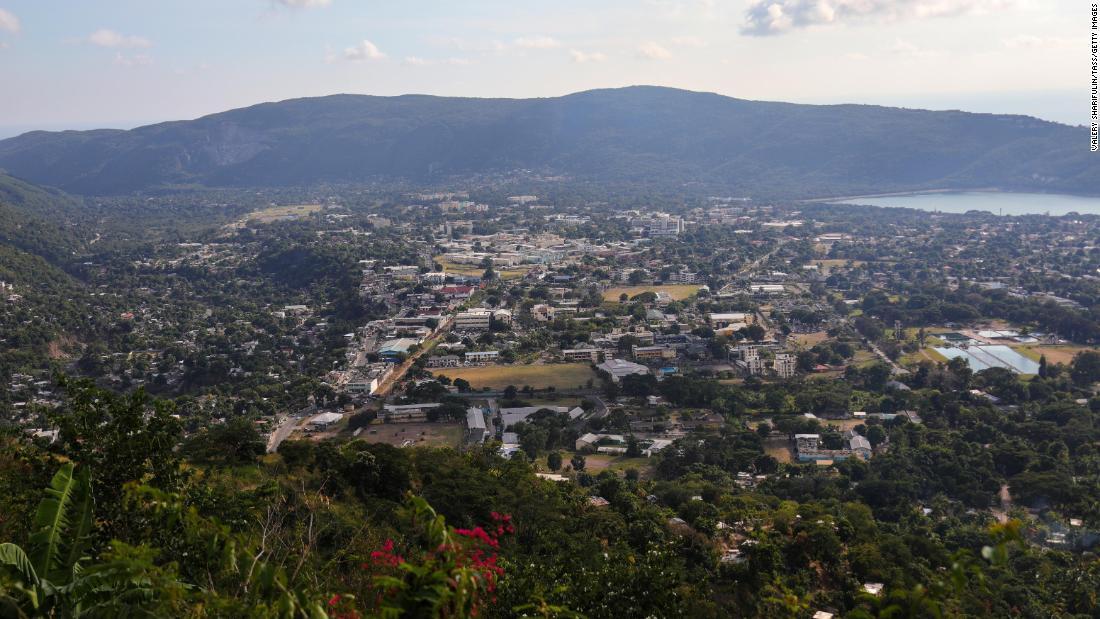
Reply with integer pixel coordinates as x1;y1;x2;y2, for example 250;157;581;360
597;358;650;383
454;310;492;330
464;350;499;364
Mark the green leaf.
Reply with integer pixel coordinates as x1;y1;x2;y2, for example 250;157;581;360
0;543;39;588
27;463;94;585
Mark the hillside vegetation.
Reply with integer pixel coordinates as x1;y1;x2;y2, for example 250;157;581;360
0;86;1095;197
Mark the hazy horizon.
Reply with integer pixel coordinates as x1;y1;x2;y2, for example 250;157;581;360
0;1;1085;133
0;85;1083;140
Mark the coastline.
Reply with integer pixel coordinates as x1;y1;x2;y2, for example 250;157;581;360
797;187;1001;204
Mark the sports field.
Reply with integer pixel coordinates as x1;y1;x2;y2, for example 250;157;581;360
432;363;597;391
602;284;700;302
243;204;323;224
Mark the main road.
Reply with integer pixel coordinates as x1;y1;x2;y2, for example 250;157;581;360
372;315;454;398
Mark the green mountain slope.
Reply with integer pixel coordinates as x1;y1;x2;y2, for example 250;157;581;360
0;86;1094;197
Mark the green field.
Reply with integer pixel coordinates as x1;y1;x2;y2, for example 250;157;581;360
434;257;530;280
433;363;597;391
602;284;700;302
243;203;323;224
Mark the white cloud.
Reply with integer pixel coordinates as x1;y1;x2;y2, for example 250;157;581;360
741;0;1011;35
1003;34;1072;49
514;35;561;49
342;39;386;62
637;42;672;60
0;8;20;33
403;56;471;66
88;29;152;49
670;35;706;47
113;52;153;67
569;49;607;63
425;36;507;54
889;38;939;58
273;0;331;8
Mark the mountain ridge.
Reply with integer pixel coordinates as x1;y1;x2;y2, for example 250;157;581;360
0;85;1093;197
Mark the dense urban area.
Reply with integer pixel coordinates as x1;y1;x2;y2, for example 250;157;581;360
3;175;1100;618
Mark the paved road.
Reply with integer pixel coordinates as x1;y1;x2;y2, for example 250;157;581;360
864;338;910;375
266;415;304;453
373;316;454;397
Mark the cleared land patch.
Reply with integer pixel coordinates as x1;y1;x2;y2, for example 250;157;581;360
433;363;597;391
244;204;323;224
354;422;464;449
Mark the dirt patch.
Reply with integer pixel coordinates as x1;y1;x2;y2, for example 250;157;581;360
353;422;464;448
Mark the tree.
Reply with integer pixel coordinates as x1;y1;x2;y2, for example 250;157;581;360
503;385;519;400
865;425;887;448
182;417;266;466
547;451;563;471
743;324;766;342
453;378;471;392
571;454;586;471
1070;351;1100;386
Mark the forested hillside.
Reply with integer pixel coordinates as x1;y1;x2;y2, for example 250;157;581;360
0;87;1094;197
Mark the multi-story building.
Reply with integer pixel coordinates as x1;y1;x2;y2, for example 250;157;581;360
562;348;601;363
631;345;677;361
454;310;492;330
464;350;499;364
774;353;797;379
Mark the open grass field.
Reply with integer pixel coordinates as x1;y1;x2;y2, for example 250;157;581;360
354;422;464;449
602;284;700;302
1013;345;1097;365
432;363;597;391
789;331;830;348
244;203;323;224
809;259;866;273
434;258;529;280
900;347;949;366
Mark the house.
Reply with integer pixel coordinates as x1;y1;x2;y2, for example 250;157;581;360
466;407;487;444
849;434;872;459
597;358;650;382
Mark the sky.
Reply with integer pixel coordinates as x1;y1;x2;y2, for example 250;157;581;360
0;0;1087;136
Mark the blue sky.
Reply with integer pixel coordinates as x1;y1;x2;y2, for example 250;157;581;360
0;0;1085;135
